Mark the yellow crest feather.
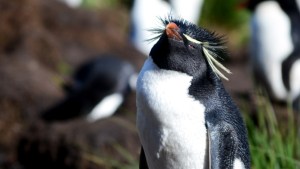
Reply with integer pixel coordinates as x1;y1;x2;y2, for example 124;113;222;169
183;34;231;81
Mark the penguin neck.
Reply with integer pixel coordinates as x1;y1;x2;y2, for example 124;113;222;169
189;68;225;106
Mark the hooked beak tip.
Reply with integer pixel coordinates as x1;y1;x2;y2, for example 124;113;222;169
166;22;182;41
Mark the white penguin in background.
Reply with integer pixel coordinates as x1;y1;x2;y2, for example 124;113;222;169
58;0;82;7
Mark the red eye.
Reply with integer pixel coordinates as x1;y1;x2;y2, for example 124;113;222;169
188;44;195;49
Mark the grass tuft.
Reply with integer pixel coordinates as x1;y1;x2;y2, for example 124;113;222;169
244;88;300;169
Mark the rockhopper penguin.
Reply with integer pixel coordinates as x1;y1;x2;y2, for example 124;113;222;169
136;17;250;169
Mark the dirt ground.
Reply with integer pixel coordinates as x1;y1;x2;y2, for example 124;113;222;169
0;0;282;168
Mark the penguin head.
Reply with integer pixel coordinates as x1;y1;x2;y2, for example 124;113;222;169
149;16;231;80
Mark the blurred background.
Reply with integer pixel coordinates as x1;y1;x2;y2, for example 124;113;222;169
0;0;299;168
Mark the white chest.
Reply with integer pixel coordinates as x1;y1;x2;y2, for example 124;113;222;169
136;58;207;169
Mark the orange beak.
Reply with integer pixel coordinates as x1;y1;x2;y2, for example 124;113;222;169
166;22;183;41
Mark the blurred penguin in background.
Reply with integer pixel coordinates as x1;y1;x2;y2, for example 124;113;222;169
248;0;300;111
41;54;137;122
130;0;204;56
58;0;82;7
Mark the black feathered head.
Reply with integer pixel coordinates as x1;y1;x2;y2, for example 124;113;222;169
149;16;231;80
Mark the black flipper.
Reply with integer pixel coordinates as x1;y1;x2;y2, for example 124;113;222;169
139;147;149;169
207;122;238;169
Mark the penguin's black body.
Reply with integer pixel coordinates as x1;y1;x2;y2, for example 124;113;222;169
248;0;300;111
136;17;250;169
42;55;136;122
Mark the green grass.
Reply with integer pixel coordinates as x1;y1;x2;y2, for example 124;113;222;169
81;0;118;9
83;144;139;169
81;0;132;9
200;0;249;29
243;88;300;169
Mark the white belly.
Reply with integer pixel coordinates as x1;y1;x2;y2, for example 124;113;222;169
136;58;207;169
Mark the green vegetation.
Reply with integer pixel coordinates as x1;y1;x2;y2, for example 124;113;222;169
200;0;251;51
81;0;132;9
83;144;139;169
243;88;300;169
82;0;119;9
200;0;249;29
